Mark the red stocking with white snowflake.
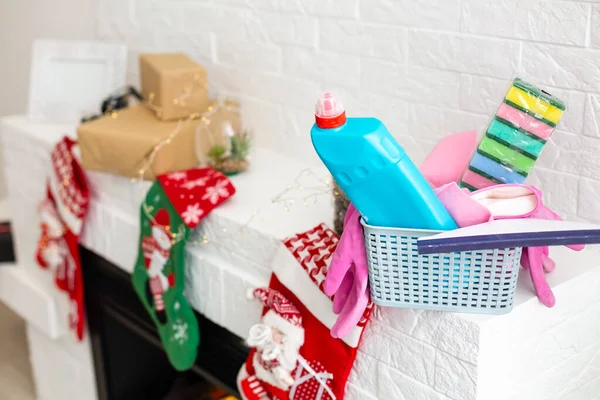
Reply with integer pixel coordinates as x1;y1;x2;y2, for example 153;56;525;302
35;137;90;340
237;224;372;400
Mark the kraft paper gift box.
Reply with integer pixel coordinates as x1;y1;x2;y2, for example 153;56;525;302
77;102;241;180
140;53;210;121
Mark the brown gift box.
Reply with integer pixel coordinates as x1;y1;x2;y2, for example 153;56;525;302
77;102;241;180
140;53;210;121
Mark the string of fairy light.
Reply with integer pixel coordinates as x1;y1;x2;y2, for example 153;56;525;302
192;168;335;246
39;75;337;261
105;76;339;247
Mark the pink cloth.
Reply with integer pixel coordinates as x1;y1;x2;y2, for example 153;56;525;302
496;103;554;140
434;183;491;228
324;203;370;339
420;130;478;188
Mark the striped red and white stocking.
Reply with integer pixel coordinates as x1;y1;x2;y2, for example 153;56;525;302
35;137;90;340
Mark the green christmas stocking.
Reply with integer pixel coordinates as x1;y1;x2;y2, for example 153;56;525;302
132;167;236;371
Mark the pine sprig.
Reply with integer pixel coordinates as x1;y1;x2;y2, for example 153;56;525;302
229;130;251;161
207;144;227;164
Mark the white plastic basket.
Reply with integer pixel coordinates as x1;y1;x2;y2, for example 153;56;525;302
362;220;523;314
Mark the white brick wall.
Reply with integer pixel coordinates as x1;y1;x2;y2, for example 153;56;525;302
95;0;600;223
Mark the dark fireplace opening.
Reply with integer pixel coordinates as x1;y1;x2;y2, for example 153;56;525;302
81;246;248;400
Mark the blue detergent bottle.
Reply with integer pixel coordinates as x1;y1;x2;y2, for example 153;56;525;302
310;92;457;230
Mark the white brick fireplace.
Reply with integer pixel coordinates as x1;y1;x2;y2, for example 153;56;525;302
2;117;600;400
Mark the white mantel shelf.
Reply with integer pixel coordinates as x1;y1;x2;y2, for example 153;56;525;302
2;115;600;400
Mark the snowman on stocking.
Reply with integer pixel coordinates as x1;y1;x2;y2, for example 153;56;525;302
141;208;175;325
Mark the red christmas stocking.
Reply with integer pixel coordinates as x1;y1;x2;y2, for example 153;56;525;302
237;223;373;400
35;137;90;340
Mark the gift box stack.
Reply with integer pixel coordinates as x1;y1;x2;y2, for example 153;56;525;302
77;53;242;180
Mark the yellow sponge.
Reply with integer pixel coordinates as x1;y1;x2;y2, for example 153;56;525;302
505;86;563;124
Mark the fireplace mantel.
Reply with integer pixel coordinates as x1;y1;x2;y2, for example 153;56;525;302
3;115;600;400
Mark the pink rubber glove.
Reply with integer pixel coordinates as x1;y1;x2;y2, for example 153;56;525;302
519;245;554;272
519;195;583;307
471;184;584;307
520;246;556;307
434;182;584;307
324;203;370;339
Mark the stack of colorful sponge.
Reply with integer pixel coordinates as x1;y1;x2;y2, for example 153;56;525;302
460;78;566;191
